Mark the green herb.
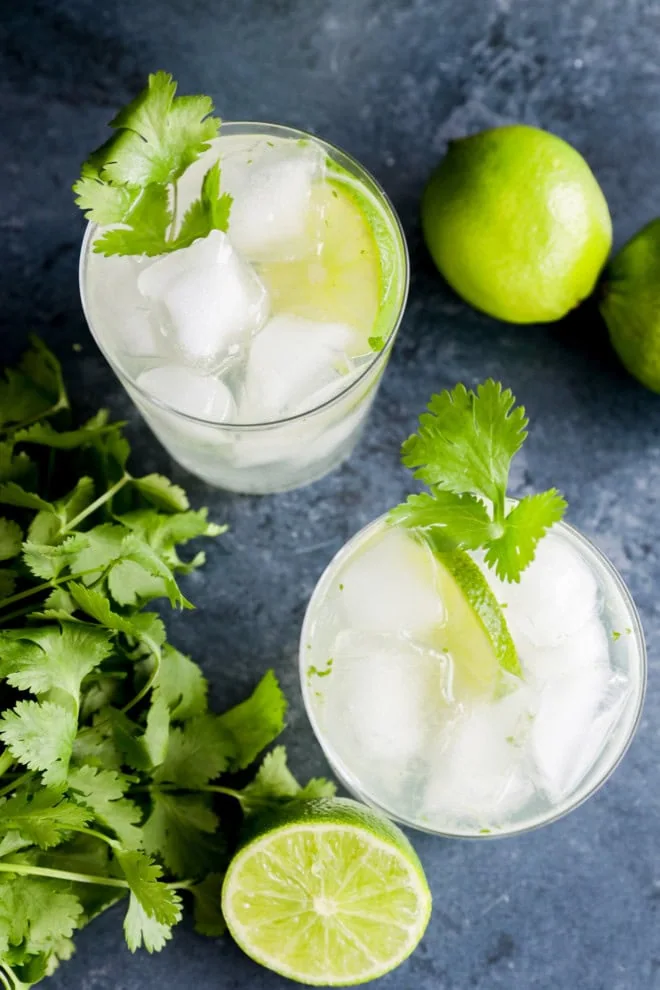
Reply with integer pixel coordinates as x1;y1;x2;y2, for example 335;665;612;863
389;380;566;582
0;340;334;989
612;630;621;641
73;72;232;258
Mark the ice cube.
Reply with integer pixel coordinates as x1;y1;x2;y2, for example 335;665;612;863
531;661;610;801
137;365;236;422
86;253;163;358
240;314;357;421
484;532;599;648
560;672;632;795
223;142;325;262
137;230;269;369
423;685;536;826
519;619;610;683
319;629;452;772
337;527;445;639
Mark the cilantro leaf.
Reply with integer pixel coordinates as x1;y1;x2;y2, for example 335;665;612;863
393;380;567;582
0;701;77;788
0;518;22;560
156;644;208;721
174;161;232;250
0;791;91;849
143;695;170;768
132;474;189;512
92;185;172;258
216;670;287;771
190;873;226;937
388;491;495;550
142;791;222;879
0;877;82;958
118;850;182;952
103;72;219;188
154;715;233;788
484;489;568;582
0;569;16;598
237;746;336;815
73;158;140;224
0;483;53;513
1;624;113;702
402;380;527;504
67;766;143;849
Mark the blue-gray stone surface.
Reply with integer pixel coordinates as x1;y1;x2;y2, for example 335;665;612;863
1;1;659;987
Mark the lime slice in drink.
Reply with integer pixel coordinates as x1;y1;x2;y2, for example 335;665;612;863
222;797;432;986
259;174;400;355
422;537;520;691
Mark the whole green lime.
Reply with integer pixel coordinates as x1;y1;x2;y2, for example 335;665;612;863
421;125;612;323
600;218;660;392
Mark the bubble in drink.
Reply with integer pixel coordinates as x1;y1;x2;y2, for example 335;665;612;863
138;230;269;369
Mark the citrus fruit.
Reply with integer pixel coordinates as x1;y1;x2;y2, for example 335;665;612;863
600;217;660;392
421;124;612;323
423;539;519;692
222;797;432;986
260;171;403;354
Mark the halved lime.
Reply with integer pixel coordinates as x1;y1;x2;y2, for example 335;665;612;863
222;798;432;986
421;535;520;693
259;174;400;354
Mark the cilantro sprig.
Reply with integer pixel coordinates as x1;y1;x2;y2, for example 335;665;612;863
0;340;334;990
389;380;567;581
73;71;232;257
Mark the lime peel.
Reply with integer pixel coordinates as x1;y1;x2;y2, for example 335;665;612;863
222;798;432;987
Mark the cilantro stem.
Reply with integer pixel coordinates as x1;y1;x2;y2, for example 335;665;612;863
0;861;130;889
134;781;246;805
169;181;179;241
61;474;130;533
0;565;111;612
121;644;160;713
0;967;11;990
69;825;122;851
0;771;32;799
0;749;13;778
0;396;69;438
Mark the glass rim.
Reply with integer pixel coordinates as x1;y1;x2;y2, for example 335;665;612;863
299;512;647;840
78;121;410;433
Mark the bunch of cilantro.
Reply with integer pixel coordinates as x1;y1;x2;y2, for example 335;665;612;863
0;339;333;990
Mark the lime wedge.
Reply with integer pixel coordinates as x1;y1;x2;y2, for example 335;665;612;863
422;537;520;693
222;797;432;986
259;174;401;354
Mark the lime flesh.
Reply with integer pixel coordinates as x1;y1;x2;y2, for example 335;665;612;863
421;124;612;324
222;798;432;986
259;174;399;354
428;543;520;693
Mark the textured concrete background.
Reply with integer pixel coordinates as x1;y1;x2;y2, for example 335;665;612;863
1;1;659;987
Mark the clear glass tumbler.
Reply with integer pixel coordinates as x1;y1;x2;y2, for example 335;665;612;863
300;514;646;838
79;123;409;494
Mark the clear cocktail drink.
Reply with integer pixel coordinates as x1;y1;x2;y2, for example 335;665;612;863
300;515;645;837
80;123;408;493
